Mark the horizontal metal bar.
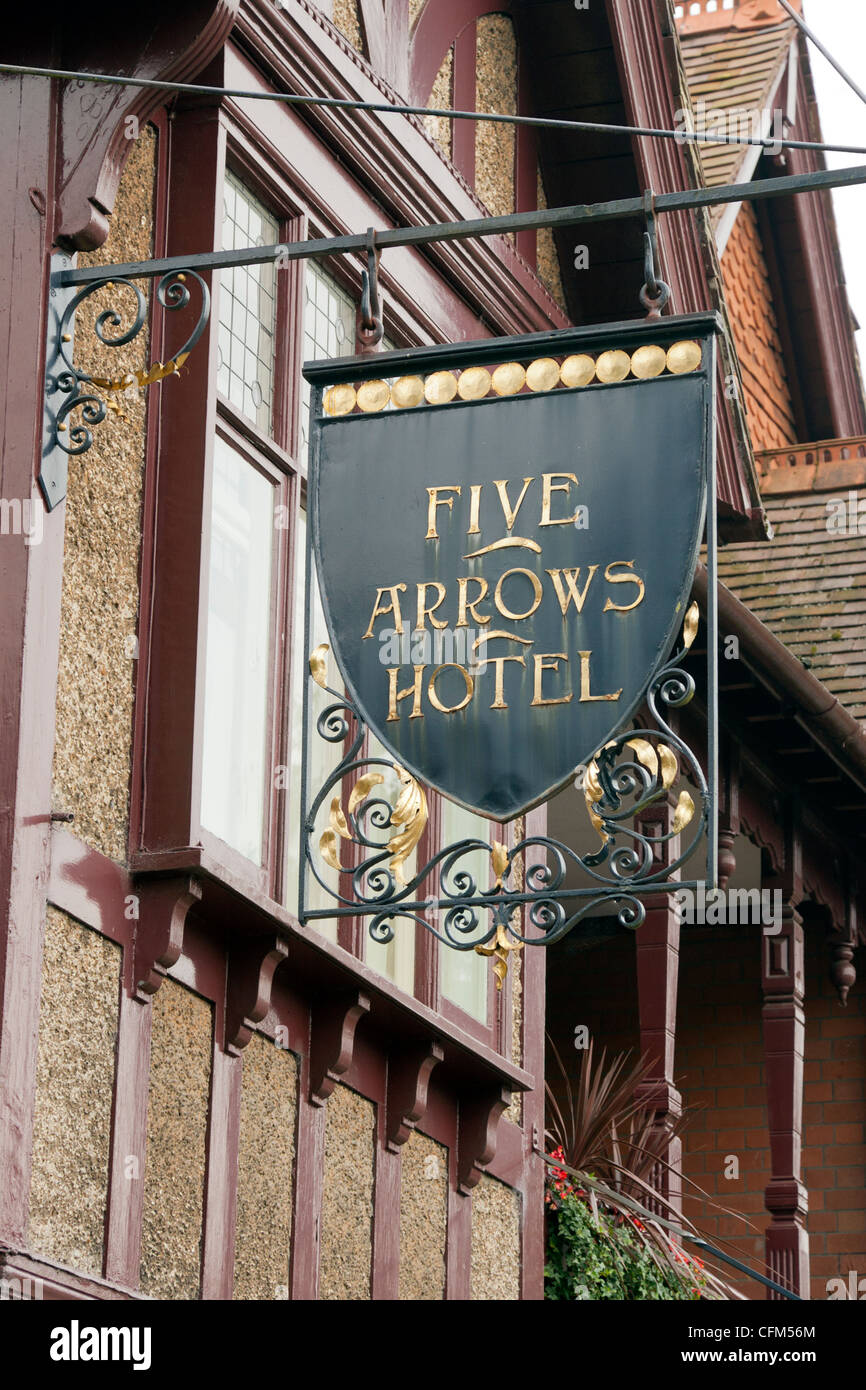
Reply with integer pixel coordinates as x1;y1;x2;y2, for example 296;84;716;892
54;162;866;287
4;60;866;160
301;880;721;919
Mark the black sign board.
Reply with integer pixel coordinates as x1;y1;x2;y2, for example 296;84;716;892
305;315;718;823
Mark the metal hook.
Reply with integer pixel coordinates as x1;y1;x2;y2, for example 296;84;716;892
359;227;383;347
639;189;671;319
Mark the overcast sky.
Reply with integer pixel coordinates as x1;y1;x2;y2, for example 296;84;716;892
802;0;866;377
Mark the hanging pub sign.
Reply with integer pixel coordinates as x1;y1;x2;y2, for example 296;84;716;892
300;313;721;967
304;315;719;822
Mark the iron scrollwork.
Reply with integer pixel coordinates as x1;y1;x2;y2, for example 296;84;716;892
49;269;210;457
301;605;709;985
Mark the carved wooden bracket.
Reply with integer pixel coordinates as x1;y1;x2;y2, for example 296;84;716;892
457;1085;511;1195
385;1041;444;1152
309;991;371;1106
828;924;858;1007
224;934;289;1055
132;875;202;1003
739;783;785;881
53;3;240;249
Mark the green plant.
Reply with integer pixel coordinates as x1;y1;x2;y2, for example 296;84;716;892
544;1039;744;1301
545;1188;700;1301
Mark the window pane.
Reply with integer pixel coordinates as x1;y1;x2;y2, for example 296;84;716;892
287;265;360;936
439;800;491;1021
299;263;357;455
363;736;417;993
288;264;395;939
219;170;278;434
285;509;340;942
201;436;274;861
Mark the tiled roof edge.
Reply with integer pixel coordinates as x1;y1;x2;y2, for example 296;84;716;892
693;563;866;793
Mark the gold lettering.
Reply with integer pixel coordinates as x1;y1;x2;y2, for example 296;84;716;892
494;567;543;622
577;650;622;702
416;581;448;631
457;576;491;627
602;560;646;613
428;663;474;714
540;472;580;526
546;565;599;615
531;653;573;706
426;485;462;540
363;583;407;638
488;654;526;709
387;665;426;721
468;484;482;536
493;476;534;531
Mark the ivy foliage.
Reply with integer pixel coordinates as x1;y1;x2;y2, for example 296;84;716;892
544;1191;701;1301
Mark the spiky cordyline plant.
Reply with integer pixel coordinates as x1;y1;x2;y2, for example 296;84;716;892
545;1037;748;1300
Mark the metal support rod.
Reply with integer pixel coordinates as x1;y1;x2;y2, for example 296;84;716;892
2;60;866;159
777;0;866;112
53;162;866;288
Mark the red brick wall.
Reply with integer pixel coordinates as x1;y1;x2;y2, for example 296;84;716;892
677;925;866;1300
722;202;798;452
545;933;639;1117
802;926;866;1301
678;926;771;1296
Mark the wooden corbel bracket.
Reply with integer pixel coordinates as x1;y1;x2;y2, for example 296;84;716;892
224;935;290;1055
385;1041;444;1153
132;875;202;1003
457;1084;511;1195
309;991;371;1106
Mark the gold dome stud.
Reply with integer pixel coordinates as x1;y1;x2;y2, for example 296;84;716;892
526;357;561;392
630;344;666;379
595;349;631;384
491;361;526;396
666;340;702;374
356;379;391;412
323;383;356;416
457;366;492;401
391;375;425;409
425;370;458;405
560;354;596;388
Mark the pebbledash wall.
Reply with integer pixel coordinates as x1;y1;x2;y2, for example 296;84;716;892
22;0;550;1296
30;131;159;1279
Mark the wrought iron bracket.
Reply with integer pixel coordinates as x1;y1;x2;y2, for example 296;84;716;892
40;252;210;510
299;610;717;985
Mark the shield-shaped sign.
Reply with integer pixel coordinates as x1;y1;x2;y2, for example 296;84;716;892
306;315;717;821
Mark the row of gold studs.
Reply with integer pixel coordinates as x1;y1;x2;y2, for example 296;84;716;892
322;340;703;417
